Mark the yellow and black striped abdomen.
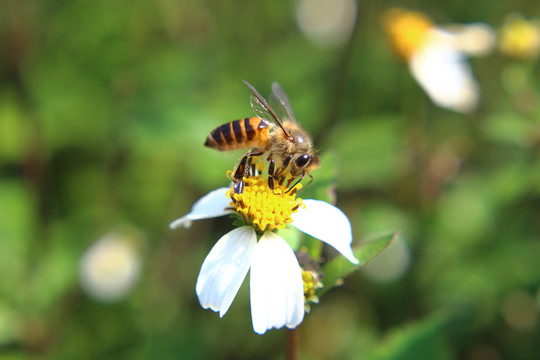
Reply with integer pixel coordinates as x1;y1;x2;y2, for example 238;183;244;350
204;117;270;151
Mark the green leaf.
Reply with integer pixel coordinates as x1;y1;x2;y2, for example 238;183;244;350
365;312;452;360
318;231;400;296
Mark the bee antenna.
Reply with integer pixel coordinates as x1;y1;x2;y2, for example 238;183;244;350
286;176;304;194
243;80;293;141
306;173;314;187
286;174;314;194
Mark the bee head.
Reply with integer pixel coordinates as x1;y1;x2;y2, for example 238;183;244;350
290;153;320;177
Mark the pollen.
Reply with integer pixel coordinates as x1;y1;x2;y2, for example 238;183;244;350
228;175;304;233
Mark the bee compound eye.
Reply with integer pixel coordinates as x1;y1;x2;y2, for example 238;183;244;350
295;154;311;168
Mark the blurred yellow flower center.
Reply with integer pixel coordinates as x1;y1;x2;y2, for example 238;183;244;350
228;175;304;233
382;8;434;60
499;15;540;60
302;270;318;302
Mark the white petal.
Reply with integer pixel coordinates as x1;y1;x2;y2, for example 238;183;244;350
196;226;257;317
169;187;233;229
250;232;304;335
409;34;479;113
292;199;359;264
438;24;495;57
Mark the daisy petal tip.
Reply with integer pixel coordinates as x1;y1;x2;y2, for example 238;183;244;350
250;232;305;336
199;300;225;317
286;324;300;331
168;217;192;230
254;327;267;336
196;227;257;323
343;249;360;265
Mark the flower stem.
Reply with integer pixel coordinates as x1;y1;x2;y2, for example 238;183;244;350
286;326;300;360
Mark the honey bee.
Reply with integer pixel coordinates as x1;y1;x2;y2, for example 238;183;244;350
204;80;320;194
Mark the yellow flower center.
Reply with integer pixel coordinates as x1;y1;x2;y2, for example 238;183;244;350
228;175;304;233
382;8;434;60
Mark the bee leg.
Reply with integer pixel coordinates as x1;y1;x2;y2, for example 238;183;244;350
247;150;265;175
282;155;293;180
268;159;275;191
247;156;254;176
232;155;249;194
285;176;293;188
268;160;287;194
233;150;265;194
233;180;244;194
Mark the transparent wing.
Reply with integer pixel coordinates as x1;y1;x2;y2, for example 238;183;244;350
249;93;275;127
244;80;291;137
269;82;296;123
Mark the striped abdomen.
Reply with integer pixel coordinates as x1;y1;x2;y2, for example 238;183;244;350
204;117;270;151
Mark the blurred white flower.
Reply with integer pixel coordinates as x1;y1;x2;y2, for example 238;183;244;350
383;8;495;113
441;23;496;57
170;175;358;335
296;0;357;48
79;229;142;302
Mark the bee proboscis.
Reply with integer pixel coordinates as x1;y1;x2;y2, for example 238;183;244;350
204;81;320;194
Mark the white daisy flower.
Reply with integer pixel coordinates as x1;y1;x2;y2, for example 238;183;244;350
383;8;495;113
169;175;359;335
79;229;142;302
296;0;358;49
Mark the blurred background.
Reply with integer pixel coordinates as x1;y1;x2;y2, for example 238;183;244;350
1;0;540;359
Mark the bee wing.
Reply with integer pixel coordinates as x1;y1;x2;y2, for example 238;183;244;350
249;93;275;127
244;80;292;138
269;82;297;123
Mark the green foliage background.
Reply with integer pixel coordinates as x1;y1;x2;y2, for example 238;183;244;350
1;0;539;359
